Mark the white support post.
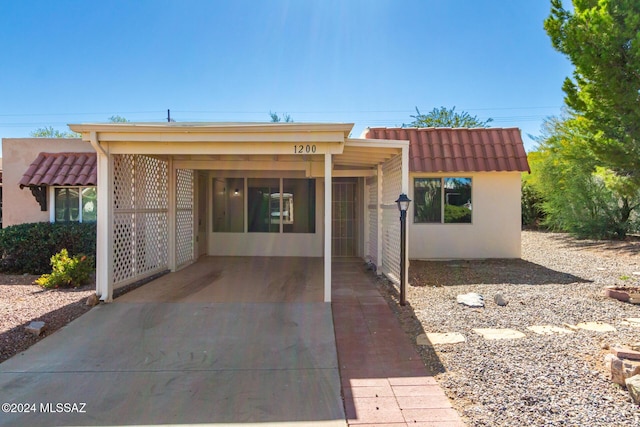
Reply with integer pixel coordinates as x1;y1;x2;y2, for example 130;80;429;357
376;163;383;274
401;146;410;286
96;142;113;301
168;158;177;271
324;153;332;303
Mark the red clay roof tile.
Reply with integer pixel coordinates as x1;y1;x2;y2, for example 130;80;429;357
19;152;97;188
365;127;530;173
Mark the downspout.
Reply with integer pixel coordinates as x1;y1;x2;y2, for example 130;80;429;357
89;131;107;156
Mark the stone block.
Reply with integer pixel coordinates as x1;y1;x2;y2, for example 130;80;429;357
457;293;484;308
604;353;640;386
611;346;640;361
25;321;45;336
625;375;640;404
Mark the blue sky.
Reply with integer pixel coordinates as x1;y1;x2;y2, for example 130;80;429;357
0;0;572;152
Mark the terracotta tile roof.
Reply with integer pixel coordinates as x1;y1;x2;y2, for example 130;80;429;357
364;127;530;173
19;152;97;188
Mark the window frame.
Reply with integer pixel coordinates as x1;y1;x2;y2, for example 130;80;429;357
49;186;97;223
412;176;473;225
213;176;316;234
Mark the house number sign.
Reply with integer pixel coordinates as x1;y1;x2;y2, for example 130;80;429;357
294;144;317;154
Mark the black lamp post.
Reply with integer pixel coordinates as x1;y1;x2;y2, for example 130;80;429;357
395;193;411;306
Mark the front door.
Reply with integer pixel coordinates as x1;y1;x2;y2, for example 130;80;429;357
332;178;357;257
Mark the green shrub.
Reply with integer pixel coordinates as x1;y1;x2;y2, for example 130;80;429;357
35;249;94;289
0;222;96;274
444;204;471;223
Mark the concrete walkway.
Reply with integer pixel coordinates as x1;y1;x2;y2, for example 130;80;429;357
332;259;466;426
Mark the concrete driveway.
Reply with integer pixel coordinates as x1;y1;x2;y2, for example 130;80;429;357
0;257;346;426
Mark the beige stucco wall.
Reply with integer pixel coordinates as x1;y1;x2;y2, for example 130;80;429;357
409;171;523;259
2;138;95;227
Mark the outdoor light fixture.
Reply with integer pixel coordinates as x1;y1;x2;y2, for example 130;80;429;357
234;189;239;195
396;193;411;212
395;193;411;306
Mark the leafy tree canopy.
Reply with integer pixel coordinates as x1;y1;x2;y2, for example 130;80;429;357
30;126;79;138
527;115;640;238
269;111;293;123
405;106;493;128
544;0;640;179
31;115;129;138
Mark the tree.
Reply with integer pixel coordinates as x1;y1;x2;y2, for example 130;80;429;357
30;126;79;138
405;106;493;128
269;111;293;123
30;116;129;138
544;0;640;181
527;115;640;238
108;115;128;123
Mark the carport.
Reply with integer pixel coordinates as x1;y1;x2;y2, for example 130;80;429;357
68;122;409;303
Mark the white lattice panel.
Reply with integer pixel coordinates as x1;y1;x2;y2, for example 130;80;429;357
113;155;135;211
381;155;402;284
112;155;169;287
113;213;135;284
366;176;378;266
176;169;194;267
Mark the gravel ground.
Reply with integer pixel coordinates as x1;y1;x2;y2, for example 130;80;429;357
0;276;94;364
378;230;640;427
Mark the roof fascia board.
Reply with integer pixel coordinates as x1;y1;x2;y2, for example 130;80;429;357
345;138;409;148
69;123;354;138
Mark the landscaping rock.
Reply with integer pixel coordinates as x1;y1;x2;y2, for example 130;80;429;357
417;332;466;345
473;328;526;340
625;375;640;405
457;292;484;308
25;321;45;336
631;342;640;352
86;294;99;307
604;353;640;386
611;346;640;361
494;292;509;306
527;325;574;335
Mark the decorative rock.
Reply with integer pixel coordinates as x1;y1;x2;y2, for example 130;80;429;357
494;292;509;306
417;332;466;346
473;328;526;340
611;346;640;361
627;318;640;327
527;325;574;335
86;294;99;307
604;353;640;385
631;342;640;352
25;321;45;336
567;322;617;332
626;375;640;404
457;293;484;308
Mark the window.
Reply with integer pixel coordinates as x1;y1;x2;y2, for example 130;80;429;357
212;178;244;232
53;187;97;223
213;177;316;233
414;177;471;224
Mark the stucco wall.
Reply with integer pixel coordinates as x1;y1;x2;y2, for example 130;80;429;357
409;171;522;259
2;138;95;227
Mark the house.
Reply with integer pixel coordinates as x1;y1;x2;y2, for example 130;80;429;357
2;122;529;302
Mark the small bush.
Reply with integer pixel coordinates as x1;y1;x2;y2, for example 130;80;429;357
0;222;96;274
35;249;94;289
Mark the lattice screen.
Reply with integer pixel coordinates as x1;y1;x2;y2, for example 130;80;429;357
112;155;169;286
366;176;379;267
175;169;195;268
381;155;402;284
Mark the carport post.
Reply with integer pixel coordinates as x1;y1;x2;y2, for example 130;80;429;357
94;140;113;302
324;153;332;302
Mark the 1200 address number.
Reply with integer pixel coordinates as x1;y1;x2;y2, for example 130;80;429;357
294;144;317;154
